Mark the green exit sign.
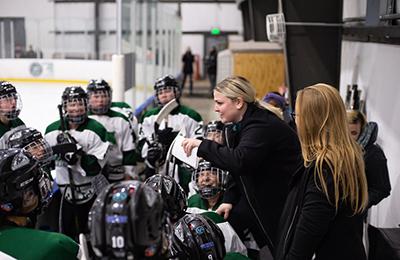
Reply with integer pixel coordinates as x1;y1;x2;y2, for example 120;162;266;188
211;27;221;35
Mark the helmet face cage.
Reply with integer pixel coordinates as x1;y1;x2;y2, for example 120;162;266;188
204;121;224;144
89;180;164;259
62;87;88;125
171;214;226;260
154;75;181;105
23;139;53;166
144;174;187;222
0;92;22;120
192;161;228;200
7;127;53;166
87;79;112;115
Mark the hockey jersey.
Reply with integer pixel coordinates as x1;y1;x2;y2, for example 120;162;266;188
45;118;112;204
89;109;137;179
138;105;203;175
0;118;25;149
0;226;79;260
110;101;138;141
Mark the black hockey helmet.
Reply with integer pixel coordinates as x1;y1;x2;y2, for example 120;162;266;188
61;86;88;124
88;180;165;259
7;127;53;165
144;174;187;222
192;160;228;200
170;214;226;260
0;148;52;217
0;81;22;120
154;75;181;103
87;79;112;114
204;120;225;143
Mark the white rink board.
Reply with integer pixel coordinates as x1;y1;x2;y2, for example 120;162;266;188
17;82;73;133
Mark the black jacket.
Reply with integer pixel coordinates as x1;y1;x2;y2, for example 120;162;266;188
275;163;366;260
182;51;194;74
198;103;302;251
359;122;391;208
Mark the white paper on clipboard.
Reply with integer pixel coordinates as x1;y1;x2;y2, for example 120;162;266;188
171;135;199;169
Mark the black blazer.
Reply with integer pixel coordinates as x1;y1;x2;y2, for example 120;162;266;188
198;103;302;250
275;163;367;260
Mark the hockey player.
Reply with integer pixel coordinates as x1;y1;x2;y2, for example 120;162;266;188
145;174;247;256
204;120;225;144
170;214;250;260
138;75;202;187
187;120;225;197
87;79;137;181
44;86;112;240
0;81;25;148
6;126;67;232
87;180;169;259
0;148;79;260
6;126;53;166
187;160;228;213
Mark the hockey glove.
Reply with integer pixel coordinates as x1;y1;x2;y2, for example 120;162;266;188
146;143;164;168
156;127;176;147
57;132;77;145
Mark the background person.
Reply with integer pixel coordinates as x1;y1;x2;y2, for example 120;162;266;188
207;46;218;93
275;84;369;260
182;76;302;254
181;47;195;95
347;110;391;209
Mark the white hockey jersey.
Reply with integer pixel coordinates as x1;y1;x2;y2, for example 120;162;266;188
89;110;136;179
45;118;112;204
110;101;138;140
0;118;25;149
138;104;203;162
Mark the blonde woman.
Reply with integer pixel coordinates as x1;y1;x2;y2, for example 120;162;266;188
275;84;369;260
182;76;302;253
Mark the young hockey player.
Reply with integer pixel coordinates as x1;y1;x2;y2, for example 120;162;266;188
86;180;169;259
0;148;79;260
204;120;225;144
6;126;66;232
138;75;202;189
44;86;112;240
6;126;53;166
145;174;247;256
170;214;250;260
87;79;137;181
0;81;25;148
187;160;228;213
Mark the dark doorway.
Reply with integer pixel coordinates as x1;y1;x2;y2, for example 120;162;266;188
0;18;26;58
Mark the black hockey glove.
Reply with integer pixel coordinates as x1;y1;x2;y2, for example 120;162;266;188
146;143;164;168
62;147;83;165
156;127;176;147
57;132;77;145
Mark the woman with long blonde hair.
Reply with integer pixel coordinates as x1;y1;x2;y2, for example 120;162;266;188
275;83;368;260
